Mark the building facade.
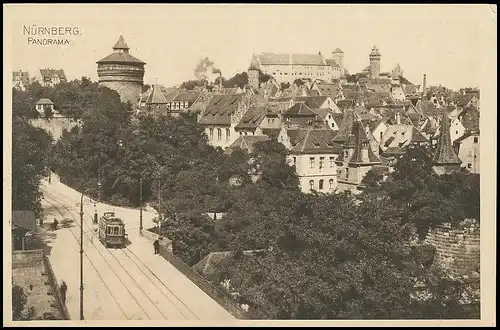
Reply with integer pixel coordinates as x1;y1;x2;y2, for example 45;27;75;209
13;70;30;91
32;69;67;87
97;35;146;107
279;127;341;193
453;132;480;174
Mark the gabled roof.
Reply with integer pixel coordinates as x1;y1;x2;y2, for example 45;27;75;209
36;98;54;105
433;115;462;165
294;96;331;110
316;83;343;98
235;106;269;129
227;135;270;154
455;94;476;107
381;123;429;153
332;108;357;143
361;119;384;134
12;210;37;232
174;91;202;103
198;94;245;125
146;84;168;104
325;59;340;68
341;120;380;164
287;128;341;154
284;102;317;117
39;69;66;81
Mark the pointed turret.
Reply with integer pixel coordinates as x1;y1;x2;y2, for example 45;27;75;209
146;84;168;105
248;53;261;71
332;108;356;143
432;114;462;175
113;35;130;52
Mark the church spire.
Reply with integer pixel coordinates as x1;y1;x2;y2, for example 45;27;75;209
432;114;461;175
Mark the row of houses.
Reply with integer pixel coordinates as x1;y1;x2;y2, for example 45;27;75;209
195;89;479;194
13;69;67;91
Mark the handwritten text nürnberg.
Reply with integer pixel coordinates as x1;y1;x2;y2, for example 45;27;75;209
23;25;81;46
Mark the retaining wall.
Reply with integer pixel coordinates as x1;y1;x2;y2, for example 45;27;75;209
425;220;480;278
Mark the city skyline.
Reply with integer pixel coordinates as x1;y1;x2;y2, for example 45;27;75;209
9;4;491;90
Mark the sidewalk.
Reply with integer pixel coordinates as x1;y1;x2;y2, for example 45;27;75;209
126;230;235;320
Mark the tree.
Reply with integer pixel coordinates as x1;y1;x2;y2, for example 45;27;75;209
180;80;205;90
12;284;27;321
223;72;248;89
294;79;304;87
259;71;272;84
280;82;290;91
12;118;53;216
43;105;54;119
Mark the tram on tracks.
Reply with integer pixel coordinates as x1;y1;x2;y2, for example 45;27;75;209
98;212;127;248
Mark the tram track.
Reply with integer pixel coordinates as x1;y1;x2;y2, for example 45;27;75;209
43;191;158;320
42;187;200;320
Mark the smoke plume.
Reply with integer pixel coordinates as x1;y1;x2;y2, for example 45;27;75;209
194;57;221;83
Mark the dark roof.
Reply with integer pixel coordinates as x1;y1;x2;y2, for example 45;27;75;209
461;108;480;133
336;99;355;111
362;119;384;134
13;71;30;85
316;83;343;98
12;211;37;232
97;36;145;64
456;94;476;107
113;35;129;50
146;84;168;104
294;96;331;110
39;69;66;81
342;120;381;164
332;108;358;143
198;94;244;125
226;135;269;154
97;52;145;64
36;98;54;105
284;102;317;117
174;91;202;103
325;59;340;68
411;126;429;143
261;128;282;138
235;106;268;129
433;115;462;165
288;129;341;154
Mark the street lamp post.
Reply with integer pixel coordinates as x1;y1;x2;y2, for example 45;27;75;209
157;179;162;235
139;178;143;232
79;193;85;320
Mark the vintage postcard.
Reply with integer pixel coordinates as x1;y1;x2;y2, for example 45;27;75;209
3;4;496;327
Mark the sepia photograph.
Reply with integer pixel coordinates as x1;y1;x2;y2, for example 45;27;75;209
3;4;496;326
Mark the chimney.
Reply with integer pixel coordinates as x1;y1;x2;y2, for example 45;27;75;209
422;74;427;97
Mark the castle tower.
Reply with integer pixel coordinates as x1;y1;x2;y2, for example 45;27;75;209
332;48;344;72
97;35;146;107
248;53;261;91
432;114;462;175
369;45;381;79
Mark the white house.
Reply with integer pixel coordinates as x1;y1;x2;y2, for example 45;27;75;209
278;127;342;193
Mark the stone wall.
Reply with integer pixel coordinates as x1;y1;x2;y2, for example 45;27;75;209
100;81;142;107
30;117;79;142
11;250;69;320
424;219;480;278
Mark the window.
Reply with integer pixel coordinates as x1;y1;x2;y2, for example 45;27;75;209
114;226;119;235
329;179;334;189
309;157;315;168
330;157;335;167
467;163;472;169
217;128;222;140
455;130;459;135
226;128;230;141
107;226;112;234
380;131;384;141
319;179;324;190
319;157;324;169
473;137;478;143
309;180;314;190
345;168;349;179
293;157;296;165
344;150;349;158
209;128;214;140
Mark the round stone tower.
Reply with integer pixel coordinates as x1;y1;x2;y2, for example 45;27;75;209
369;45;381;79
97;35;146;106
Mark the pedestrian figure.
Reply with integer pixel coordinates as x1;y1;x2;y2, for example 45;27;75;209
53;218;58;230
153;239;160;255
39;218;43;227
60;281;67;304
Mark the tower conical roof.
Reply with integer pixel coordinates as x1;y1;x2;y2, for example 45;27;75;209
332;108;358;143
146;84;168;104
249;54;261;71
113;35;129;50
433;115;462;165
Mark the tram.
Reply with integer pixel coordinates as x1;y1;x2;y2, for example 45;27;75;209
98;212;127;248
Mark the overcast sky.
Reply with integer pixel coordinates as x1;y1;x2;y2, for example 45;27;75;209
7;4;495;90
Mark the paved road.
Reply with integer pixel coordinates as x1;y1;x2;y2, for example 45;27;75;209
40;174;235;321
